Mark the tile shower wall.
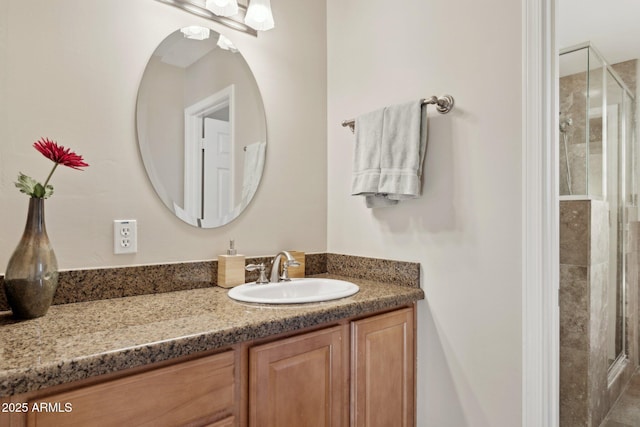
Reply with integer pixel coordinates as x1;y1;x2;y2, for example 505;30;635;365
559;70;591;196
559;59;637;197
560;200;606;426
612;59;638;93
560;200;640;426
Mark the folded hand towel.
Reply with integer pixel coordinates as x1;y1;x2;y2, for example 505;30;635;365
379;100;427;200
351;100;428;208
351;108;384;196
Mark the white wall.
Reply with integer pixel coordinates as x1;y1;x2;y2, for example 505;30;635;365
0;0;327;270
326;1;522;426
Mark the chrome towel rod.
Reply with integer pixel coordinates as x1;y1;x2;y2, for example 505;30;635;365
341;95;455;133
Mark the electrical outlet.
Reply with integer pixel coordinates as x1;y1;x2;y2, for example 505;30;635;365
114;220;137;254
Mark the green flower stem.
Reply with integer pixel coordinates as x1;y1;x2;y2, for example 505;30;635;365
42;163;59;188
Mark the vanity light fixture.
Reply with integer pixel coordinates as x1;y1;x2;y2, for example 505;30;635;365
217;34;239;52
155;0;257;36
180;25;211;40
244;0;274;31
205;0;239;17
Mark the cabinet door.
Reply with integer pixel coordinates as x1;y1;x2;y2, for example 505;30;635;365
204;416;235;427
249;325;348;427
352;307;415;427
26;351;237;427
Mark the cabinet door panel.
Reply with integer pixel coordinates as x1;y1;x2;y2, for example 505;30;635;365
249;325;347;427
26;351;236;427
352;308;415;427
204;416;235;427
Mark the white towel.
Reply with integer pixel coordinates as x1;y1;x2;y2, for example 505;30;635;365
352;108;384;196
351;100;427;208
242;141;266;204
379;100;427;200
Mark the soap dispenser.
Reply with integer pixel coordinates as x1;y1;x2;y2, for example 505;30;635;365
217;240;245;288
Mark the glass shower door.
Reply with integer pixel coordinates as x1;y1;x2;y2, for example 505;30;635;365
605;69;624;368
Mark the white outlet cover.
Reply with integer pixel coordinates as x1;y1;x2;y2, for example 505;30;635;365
114;220;137;254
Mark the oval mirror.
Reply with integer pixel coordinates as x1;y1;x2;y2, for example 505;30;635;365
136;27;267;228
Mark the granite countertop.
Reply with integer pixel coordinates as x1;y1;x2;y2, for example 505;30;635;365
0;274;424;397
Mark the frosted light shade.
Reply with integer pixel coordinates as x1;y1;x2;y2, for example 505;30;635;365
180;26;210;40
244;0;275;31
217;34;238;52
205;0;239;17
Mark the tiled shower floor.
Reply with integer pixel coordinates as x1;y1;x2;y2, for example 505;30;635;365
601;368;640;426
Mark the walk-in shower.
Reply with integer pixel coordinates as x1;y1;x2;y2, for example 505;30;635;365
559;41;638;427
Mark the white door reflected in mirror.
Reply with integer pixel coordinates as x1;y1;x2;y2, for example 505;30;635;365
204;117;232;221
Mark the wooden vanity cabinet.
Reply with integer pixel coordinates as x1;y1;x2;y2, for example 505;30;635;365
203;417;236;427
1;306;415;427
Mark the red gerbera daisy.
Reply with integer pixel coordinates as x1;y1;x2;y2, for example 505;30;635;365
33;137;89;170
14;137;89;199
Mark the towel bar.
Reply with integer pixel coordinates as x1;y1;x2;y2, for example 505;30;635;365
341;95;455;133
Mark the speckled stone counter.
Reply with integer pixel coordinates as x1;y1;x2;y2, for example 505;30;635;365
0;274;424;397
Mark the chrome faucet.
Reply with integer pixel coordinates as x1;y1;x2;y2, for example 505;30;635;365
269;251;300;283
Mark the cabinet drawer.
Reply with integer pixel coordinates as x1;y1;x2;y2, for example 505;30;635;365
26;351;236;427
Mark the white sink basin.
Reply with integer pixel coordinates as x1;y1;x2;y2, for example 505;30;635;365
227;278;359;304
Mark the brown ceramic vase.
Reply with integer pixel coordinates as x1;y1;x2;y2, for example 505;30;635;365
4;197;58;319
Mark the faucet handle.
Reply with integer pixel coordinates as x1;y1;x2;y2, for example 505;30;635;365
280;259;301;282
245;263;269;284
245;263;263;271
